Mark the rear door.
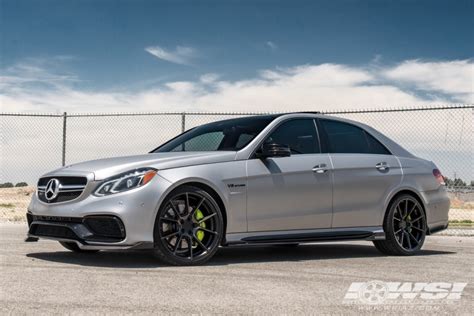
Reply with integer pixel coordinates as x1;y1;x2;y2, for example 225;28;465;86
318;119;402;228
246;118;333;231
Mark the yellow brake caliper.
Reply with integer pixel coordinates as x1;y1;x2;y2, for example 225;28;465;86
194;209;206;242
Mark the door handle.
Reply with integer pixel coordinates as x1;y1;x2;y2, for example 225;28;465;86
312;164;328;174
376;162;389;171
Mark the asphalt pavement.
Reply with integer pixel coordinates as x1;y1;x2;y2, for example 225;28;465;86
1;223;472;315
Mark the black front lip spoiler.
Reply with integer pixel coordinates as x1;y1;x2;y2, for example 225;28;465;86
29;220;100;243
27;214;127;245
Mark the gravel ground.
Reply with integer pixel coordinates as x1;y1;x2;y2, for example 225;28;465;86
0;187;35;222
1;223;472;315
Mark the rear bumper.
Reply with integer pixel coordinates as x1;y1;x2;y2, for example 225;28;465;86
427;222;449;235
421;187;450;235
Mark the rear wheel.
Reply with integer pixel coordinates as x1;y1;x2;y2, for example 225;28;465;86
152;186;224;266
59;241;99;253
373;194;426;255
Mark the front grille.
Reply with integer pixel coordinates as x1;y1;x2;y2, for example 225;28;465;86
32;224;79;240
37;176;87;203
30;214;83;223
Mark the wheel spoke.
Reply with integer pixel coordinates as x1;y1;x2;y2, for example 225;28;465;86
404;200;409;218
400;231;405;246
396;205;403;218
198;213;216;224
161;231;180;240
187;236;193;260
193;235;209;252
407;203;417;217
411;216;424;223
197;227;218;235
411;226;425;233
394;228;402;235
173;235;183;254
170;202;182;219
190;197;206;218
185;193;190;215
160;217;179;224
408;232;419;245
393;216;402;222
405;232;412;249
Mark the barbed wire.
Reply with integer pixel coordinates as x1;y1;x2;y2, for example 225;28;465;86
1;104;473;117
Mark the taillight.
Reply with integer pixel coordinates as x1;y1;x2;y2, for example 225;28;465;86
433;169;445;185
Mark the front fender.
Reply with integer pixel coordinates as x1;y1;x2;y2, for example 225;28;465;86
155;161;248;234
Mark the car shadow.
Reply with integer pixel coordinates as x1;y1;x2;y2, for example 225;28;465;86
26;243;455;269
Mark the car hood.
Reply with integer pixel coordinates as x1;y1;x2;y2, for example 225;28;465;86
43;152;237;181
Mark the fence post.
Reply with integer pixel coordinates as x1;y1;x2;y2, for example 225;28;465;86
62;112;67;166
181;112;186;133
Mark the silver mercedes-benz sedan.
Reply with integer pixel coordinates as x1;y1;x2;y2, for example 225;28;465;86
26;113;450;265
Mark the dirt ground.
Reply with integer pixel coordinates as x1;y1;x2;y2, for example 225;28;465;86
0;187;35;222
1;187;472;224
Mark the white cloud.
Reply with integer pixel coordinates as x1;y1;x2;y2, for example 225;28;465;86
1;59;472;114
145;45;196;65
383;59;473;103
200;73;220;84
266;41;277;51
0;57;79;91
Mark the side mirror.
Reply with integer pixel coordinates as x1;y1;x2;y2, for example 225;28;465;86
260;143;291;158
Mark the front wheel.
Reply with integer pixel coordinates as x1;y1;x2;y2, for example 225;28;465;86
373;194;426;255
152;186;224;266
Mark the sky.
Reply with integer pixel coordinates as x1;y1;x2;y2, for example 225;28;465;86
0;0;473;113
0;0;473;184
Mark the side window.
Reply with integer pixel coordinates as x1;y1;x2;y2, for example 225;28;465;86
365;132;391;155
264;119;320;154
321;120;390;155
171;132;224;151
235;133;255;149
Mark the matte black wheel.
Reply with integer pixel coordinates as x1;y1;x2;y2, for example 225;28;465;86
373;194;426;255
152;186;224;266
59;241;99;253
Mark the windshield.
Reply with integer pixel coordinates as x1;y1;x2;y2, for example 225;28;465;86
152;115;277;152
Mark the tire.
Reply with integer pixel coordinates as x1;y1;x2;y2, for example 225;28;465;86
152;186;224;266
373;194;426;256
59;241;100;253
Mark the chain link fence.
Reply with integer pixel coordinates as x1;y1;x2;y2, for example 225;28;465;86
1;105;473;235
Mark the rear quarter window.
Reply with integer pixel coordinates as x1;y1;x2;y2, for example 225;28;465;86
320;119;390;155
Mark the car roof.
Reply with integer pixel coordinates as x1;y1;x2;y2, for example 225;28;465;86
242;112;415;159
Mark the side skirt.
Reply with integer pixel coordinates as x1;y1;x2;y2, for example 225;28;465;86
224;226;385;246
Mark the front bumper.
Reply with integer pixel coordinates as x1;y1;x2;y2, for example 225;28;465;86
27;174;172;250
28;213;125;239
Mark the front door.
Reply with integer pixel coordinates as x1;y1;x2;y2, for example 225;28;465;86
246;118;333;232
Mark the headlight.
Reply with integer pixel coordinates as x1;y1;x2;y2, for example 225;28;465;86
94;168;157;196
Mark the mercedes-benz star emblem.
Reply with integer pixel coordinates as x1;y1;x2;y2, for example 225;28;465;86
44;178;60;201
